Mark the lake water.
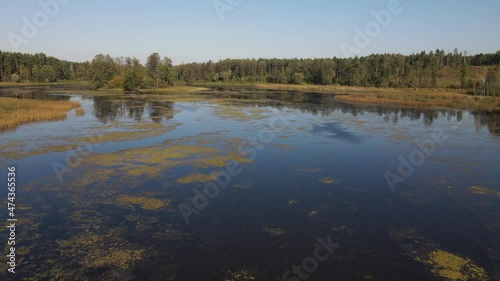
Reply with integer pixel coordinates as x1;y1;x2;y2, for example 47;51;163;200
0;88;499;280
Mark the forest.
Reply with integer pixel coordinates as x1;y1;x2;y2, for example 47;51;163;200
1;49;499;96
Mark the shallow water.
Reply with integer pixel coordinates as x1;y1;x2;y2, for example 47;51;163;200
0;89;499;280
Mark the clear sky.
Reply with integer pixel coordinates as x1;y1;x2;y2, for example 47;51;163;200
1;0;499;64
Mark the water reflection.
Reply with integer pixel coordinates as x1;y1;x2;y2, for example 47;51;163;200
311;122;364;144
91;96;175;123
0;87;71;101
473;111;500;135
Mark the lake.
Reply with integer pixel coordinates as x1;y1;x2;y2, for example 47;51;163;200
0;87;499;280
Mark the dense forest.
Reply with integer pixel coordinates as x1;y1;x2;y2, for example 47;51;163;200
1;49;499;96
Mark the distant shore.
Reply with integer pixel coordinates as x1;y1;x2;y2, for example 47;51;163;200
2;81;499;111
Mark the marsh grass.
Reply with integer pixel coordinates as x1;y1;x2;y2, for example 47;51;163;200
335;91;500;111
75;107;85;116
0;97;81;130
253;83;500;111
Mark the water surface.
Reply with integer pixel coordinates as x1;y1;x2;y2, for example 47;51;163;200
0;89;499;280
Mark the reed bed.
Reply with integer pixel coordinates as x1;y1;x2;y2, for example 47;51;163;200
75;107;85;116
0;98;81;130
335;91;500;111
255;83;500;111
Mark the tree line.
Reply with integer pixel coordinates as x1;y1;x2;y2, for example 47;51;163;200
175;49;500;95
1;49;499;95
0;51;79;83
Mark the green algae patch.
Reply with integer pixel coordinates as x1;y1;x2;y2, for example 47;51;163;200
390;227;488;281
423;250;488;281
84;145;219;167
225;269;257;281
469;186;500;196
177;173;218;184
117;195;169;210
93;122;180;143
0;121;181;162
194;152;252;168
320;177;337;184
88;249;143;269
389;134;406;141
123;165;163;177
211;104;269;121
262;226;286;237
67;169;116;188
56;228;144;275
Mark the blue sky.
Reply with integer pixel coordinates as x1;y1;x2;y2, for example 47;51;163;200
1;0;499;64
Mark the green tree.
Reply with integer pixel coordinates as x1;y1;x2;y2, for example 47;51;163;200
123;58;144;91
19;65;30;82
10;73;21;83
291;72;305;84
32;65;40;82
90;54;118;88
146;52;161;79
461;59;468;88
158;57;175;87
40;65;57;82
485;67;500;96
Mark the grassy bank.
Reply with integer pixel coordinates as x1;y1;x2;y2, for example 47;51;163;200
334;91;500;111
0;98;81;130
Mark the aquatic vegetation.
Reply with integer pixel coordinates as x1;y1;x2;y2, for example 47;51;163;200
67;169;116;188
320;177;338;184
262;225;286;237
389;134;406;140
331;225;354;236
194;152;253;168
211;104;269;121
116;195;169;210
177;173;217;184
424;250;488;281
75;107;85;116
309;210;319;217
123;165;163;177
57;228;144;270
0;97;81;130
0;121;180;162
225;269;256;281
335;90;500;111
390;227;488;281
88;249;144;269
469;186;500;196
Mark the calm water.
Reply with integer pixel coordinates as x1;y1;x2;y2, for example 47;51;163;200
0;88;499;280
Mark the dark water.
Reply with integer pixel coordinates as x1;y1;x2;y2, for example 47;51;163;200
0;89;499;280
